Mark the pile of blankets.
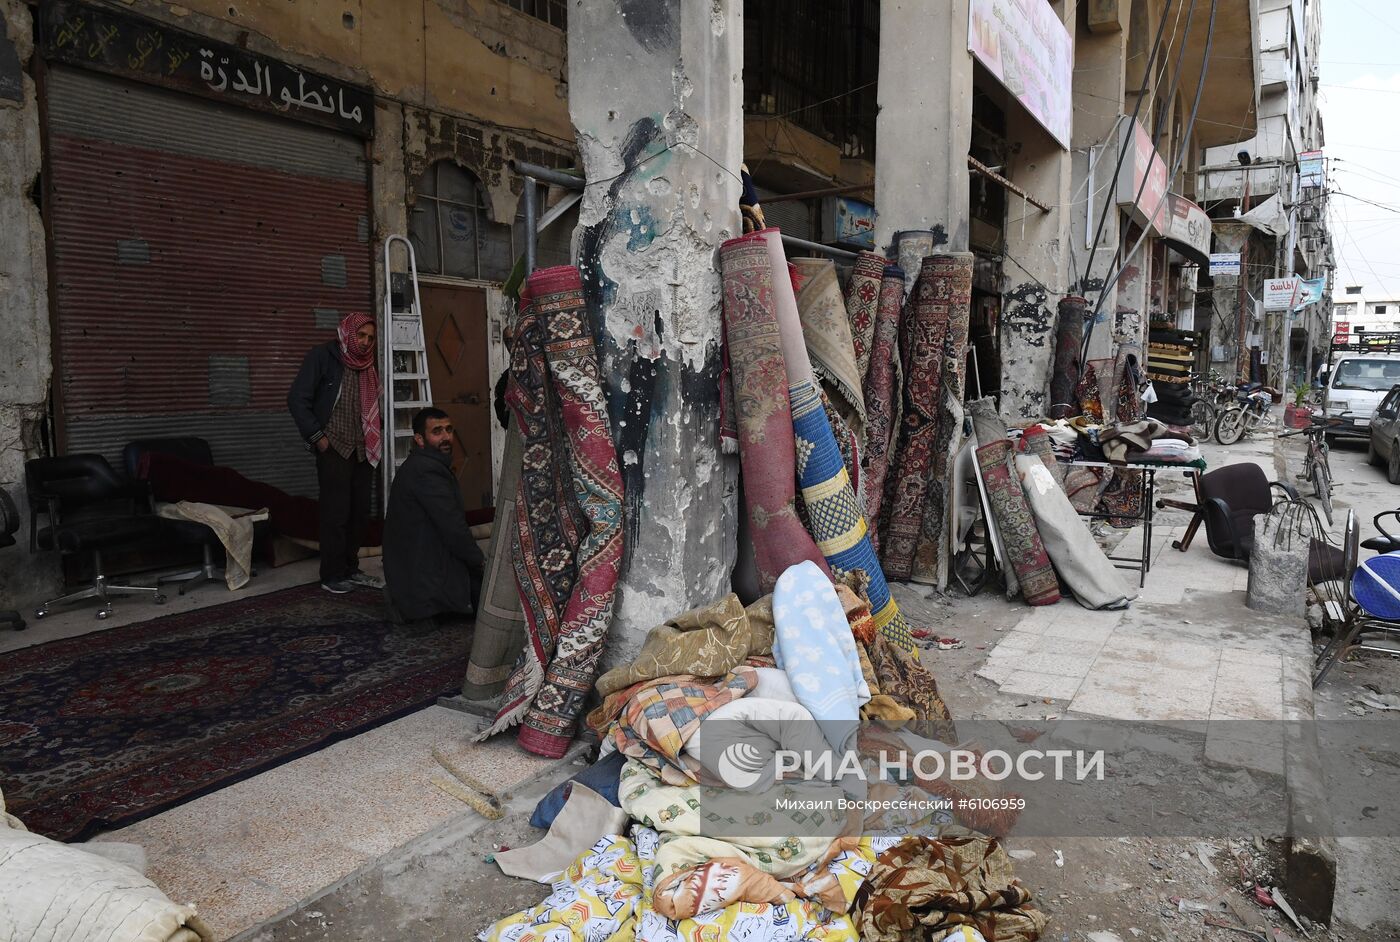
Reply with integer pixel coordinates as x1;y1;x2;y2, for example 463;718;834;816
480;560;1047;942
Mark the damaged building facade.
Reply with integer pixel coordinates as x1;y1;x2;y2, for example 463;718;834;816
1198;0;1333;388
1;0;1266;635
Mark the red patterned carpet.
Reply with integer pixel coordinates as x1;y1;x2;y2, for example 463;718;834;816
0;584;469;841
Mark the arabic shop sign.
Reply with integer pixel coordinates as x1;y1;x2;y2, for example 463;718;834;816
968;0;1074;150
828;197;876;249
1116;118;1169;235
41;0;373;137
1263;277;1302;312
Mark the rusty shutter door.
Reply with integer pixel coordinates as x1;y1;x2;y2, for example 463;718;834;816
45;65;372;497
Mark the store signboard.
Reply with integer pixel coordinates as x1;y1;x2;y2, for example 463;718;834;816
1335;320;1351;338
1263;276;1302;311
968;0;1073;149
1163;193;1211;262
1299;150;1325;188
828;196;876;248
1209;253;1241;276
1116;118;1169;234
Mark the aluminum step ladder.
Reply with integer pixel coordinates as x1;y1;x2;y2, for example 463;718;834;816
381;234;433;492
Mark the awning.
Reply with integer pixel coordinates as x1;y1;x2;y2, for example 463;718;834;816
1160;192;1211;267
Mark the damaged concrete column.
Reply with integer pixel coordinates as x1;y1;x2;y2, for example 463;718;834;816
1072;0;1129;363
0;0;58;613
999;79;1075;420
1210;221;1252;378
569;0;741;666
872;0;973;255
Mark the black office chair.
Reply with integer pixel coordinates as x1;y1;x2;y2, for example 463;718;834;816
1;487;25;630
26;454;166;620
123;437;229;596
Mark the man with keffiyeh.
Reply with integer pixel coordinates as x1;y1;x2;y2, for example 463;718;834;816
288;312;385;594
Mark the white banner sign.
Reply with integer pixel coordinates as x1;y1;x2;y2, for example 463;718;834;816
1209;253;1241;276
1263;276;1302;311
968;0;1074;149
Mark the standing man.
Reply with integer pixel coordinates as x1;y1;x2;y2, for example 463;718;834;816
383;407;485;630
288;311;385;594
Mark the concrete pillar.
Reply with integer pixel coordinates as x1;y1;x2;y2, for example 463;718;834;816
872;0;973;255
1000;107;1075;420
997;1;1077;421
1210;222;1252;378
0;0;58;613
1071;2;1129;362
569;0;741;666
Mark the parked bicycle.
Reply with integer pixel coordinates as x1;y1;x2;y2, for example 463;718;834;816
1213;384;1276;445
1279;413;1346;527
1186;370;1236;441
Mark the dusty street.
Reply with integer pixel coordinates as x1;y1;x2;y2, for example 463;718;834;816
233;421;1400;942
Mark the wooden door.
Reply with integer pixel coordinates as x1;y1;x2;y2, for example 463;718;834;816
419;284;494;511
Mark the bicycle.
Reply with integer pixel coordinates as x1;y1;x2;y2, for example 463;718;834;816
1186;371;1235;441
1279;413;1345;527
1213;385;1275;445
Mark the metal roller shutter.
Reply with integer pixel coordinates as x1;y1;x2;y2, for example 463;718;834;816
45;66;372;496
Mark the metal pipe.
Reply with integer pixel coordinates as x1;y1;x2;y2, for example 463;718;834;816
523;176;538;275
780;233;860;261
967;156;1051;213
762;183;874;204
513;160;585;191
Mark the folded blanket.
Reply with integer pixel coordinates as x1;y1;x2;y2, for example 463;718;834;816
595;594;774;699
158;501;258;590
772;561;871;755
682;695;834;792
618;760;853;879
0;788;212;942
613;668;759;786
480;827;879;942
856;831;1048;942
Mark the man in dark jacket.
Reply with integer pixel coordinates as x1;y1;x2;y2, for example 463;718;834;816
383;407;485;629
287;312;384;594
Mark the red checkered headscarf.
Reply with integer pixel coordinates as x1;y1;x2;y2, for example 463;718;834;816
337;312;382;467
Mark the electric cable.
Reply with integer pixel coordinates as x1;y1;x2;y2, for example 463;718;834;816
1078;0;1181;289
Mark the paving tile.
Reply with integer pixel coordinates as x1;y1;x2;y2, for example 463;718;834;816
999;669;1083;702
1042;619;1119;643
975;659;1015;686
1205;731;1285;777
1007;606;1062;635
141;848;298;940
1027;650;1100;676
987;630;1041;656
1068;687;1153;721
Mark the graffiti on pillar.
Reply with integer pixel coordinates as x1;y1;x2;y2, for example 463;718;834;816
1001;282;1054;343
620;0;679;52
577;115;722;551
1114;262;1144;342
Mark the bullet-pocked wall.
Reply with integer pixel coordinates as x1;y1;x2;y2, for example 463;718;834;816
0;0;59;610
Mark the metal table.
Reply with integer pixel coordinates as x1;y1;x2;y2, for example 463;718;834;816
1065;459;1206;587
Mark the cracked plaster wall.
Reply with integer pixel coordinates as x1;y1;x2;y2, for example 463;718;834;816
568;0;740;668
0;0;59;610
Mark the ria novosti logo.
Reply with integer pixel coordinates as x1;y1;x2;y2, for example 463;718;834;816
713;744;1106;790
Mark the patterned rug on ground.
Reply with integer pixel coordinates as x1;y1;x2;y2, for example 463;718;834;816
0;583;470;841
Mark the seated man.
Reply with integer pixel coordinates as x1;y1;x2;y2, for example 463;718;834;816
383;407;485;630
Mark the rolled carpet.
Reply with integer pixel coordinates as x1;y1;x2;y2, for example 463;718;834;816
911;252;974;587
880;255;952;581
976;439;1060;606
461;415;528;701
758;228;814;388
792;379;914;652
1049;295;1087;419
794;257;867;444
719;233;830;592
846;250;887;385
892;229;936;299
480;266;624;759
476;284;584;746
860;264;906;551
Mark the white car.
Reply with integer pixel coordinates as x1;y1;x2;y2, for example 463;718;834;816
1322;355;1400;440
